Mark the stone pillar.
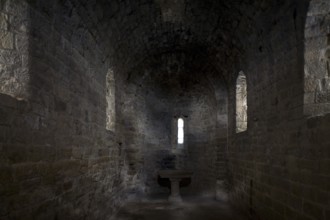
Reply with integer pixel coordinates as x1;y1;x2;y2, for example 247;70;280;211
168;178;182;203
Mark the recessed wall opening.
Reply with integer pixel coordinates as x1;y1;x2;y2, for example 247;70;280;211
236;71;247;133
106;69;115;131
325;33;330;77
177;117;184;145
304;0;330;116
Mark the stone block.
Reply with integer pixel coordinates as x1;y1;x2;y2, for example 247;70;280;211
286;194;303;211
0;30;13;49
326;209;330;220
0;107;13;126
20;177;42;193
13;163;39;182
0;165;13;186
0;198;9;216
27;145;56;162
0;12;8;30
319;159;330;174
0;125;9;144
2;0;28;15
0;49;20;65
303;201;324;220
0;93;18;108
298;159;319;172
15;34;29;52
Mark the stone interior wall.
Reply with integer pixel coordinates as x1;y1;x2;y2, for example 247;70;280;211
120;52;220;197
1;0;329;220
0;1;126;219
0;1;232;218
227;1;330;220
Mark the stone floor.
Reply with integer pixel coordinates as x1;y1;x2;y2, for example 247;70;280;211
114;196;249;220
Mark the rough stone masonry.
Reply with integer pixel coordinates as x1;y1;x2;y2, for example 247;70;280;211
0;0;329;220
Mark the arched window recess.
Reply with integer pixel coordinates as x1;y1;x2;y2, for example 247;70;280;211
236;71;247;133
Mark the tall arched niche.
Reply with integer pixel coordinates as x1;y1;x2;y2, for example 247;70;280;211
304;0;330;116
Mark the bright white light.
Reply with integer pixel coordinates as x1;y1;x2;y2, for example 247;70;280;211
178;118;184;144
178;118;184;128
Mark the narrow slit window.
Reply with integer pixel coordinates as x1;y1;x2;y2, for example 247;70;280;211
236;71;247;133
106;69;115;131
178;118;184;144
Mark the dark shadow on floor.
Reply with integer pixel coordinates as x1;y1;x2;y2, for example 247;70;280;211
113;196;249;220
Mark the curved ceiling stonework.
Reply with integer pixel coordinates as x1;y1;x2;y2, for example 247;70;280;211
73;0;269;80
24;0;279;85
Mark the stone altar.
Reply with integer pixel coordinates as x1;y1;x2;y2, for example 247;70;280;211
158;170;193;203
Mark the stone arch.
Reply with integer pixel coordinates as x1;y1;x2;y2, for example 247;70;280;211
304;0;330;116
236;71;247;133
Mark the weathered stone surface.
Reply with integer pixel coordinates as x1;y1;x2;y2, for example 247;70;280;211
0;31;13;49
0;12;8;30
0;1;329;220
